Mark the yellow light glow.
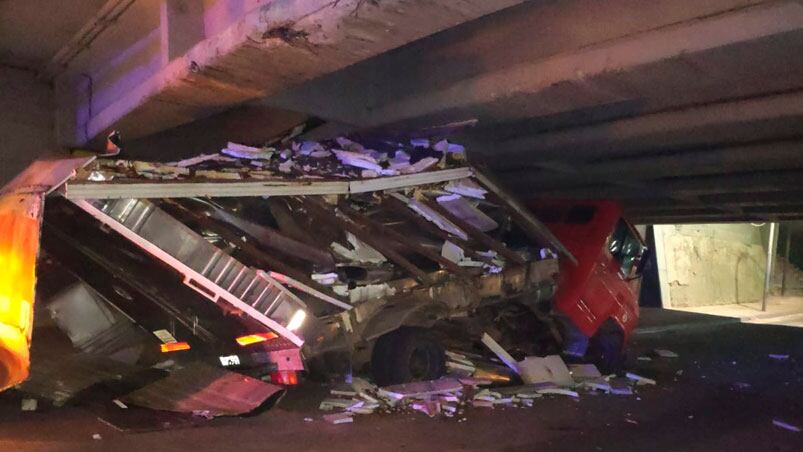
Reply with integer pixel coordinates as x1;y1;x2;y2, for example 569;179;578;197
235;332;278;346
286;309;307;332
0;194;42;391
160;341;191;353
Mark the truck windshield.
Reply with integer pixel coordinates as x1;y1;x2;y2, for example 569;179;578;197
608;219;644;277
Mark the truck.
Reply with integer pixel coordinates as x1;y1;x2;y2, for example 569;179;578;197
0;137;646;391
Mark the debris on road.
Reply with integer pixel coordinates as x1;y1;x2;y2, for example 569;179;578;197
772;419;800;432
569;364;603;380
654;349;679;358
625;372;657;386
20;398;37;411
768;354;790;361
316;349;655;423
324;412;354;425
122;362;284;416
519;356;574;386
381;378;464;400
481;333;522;374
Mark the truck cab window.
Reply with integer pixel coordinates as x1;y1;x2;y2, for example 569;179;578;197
608;219;644;277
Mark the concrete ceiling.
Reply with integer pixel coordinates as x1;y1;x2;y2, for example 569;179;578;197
262;0;803;224
3;0;803;225
0;0;108;71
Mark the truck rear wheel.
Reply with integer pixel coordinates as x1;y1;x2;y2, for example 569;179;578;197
371;327;446;386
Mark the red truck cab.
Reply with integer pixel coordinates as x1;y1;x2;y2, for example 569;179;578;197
528;200;646;368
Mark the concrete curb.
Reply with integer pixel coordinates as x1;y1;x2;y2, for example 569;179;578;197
633;317;741;336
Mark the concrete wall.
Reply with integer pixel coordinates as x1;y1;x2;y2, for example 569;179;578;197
0;67;56;185
654;223;768;308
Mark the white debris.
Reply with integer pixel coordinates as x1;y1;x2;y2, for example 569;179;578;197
769;354;790;361
441;240;466;264
112;399;128;409
311;272;339;285
381;378;463;400
196;169;242;180
92;433;102;440
310;149;332;158
21;398;37;411
626;372;656;386
330;233;387;264
581;379;612;393
536;388;580;398
168;153;237;167
472;399;494;408
569;363;603;381
319;398;360;411
386;151;410;169
400;157;439;174
437;195;499;232
480;333;520;374
333;149;383;172
87;170;109;181
348;283;396;303
324;412;354;425
773;419;801;432
277;159;294;173
518;356;574;386
610;382;634;396
299;141;325;155
222;142;275;160
444;178;487;199
654;349;679;358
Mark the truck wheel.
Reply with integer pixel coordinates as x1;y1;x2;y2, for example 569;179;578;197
371;327;446;386
586;322;625;374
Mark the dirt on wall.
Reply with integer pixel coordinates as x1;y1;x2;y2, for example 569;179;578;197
658;224;767;308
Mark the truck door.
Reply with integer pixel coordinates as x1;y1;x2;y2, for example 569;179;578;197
587;219;645;334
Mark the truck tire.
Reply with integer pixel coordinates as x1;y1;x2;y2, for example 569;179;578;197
371;327;446;386
586;321;625;374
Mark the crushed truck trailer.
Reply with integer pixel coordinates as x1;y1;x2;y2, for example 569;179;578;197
0;136;646;390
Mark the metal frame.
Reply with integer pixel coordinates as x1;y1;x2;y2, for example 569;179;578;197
68;198;305;347
63;167;473;200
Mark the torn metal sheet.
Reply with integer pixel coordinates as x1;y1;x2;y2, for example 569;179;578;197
436;195;498;232
444;178;487;199
0;156;95;196
122;362;284;416
480;333;520;374
18;353;139;406
518;356;574;386
391;193;467;240
380;378;464;400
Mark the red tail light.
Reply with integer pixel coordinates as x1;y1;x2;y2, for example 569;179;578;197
160;341;191;353
270;370;298;386
236;332;278;346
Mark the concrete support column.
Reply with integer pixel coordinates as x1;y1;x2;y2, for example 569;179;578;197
762;222;779;311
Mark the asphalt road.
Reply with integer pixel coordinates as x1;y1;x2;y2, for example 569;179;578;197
1;311;801;452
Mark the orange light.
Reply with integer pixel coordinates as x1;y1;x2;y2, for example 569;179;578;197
235;332;278;346
270;370;298;386
160;341;191;353
0;194;42;391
